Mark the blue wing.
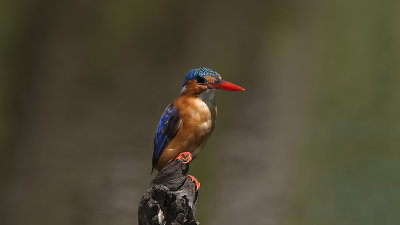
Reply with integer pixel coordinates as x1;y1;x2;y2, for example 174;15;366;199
153;103;181;170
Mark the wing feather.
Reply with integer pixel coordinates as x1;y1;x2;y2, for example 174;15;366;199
152;103;181;171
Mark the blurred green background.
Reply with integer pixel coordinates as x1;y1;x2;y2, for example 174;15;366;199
1;0;399;225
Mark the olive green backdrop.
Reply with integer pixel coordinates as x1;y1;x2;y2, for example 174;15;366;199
1;0;399;225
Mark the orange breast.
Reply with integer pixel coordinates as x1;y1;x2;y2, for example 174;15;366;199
156;95;217;170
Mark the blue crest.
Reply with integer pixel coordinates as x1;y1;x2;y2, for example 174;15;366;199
183;67;219;86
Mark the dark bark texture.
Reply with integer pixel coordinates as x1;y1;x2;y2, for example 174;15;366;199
138;159;199;225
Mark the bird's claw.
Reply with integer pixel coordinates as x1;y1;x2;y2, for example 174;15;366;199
173;153;199;191
188;175;200;191
174;152;192;164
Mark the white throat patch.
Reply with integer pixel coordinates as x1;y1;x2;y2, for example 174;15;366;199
198;89;215;104
180;86;186;93
197;89;216;111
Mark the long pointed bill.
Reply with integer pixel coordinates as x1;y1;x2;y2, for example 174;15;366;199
208;80;245;91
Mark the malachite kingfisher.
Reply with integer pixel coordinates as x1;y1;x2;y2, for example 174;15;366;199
152;68;244;190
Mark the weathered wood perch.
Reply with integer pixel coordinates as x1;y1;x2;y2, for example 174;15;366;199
138;158;199;225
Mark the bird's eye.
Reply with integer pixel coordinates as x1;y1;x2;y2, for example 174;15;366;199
196;76;206;84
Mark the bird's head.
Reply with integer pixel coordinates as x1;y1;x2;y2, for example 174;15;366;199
182;68;244;95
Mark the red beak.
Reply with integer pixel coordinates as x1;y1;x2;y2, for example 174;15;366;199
208;80;245;91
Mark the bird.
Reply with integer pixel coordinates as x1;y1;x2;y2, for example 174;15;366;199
152;67;244;190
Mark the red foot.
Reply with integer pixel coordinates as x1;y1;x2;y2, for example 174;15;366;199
174;152;192;164
188;175;200;191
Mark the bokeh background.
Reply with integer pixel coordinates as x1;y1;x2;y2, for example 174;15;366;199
1;0;399;225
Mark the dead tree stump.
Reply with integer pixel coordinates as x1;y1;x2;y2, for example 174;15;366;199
138;159;199;225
